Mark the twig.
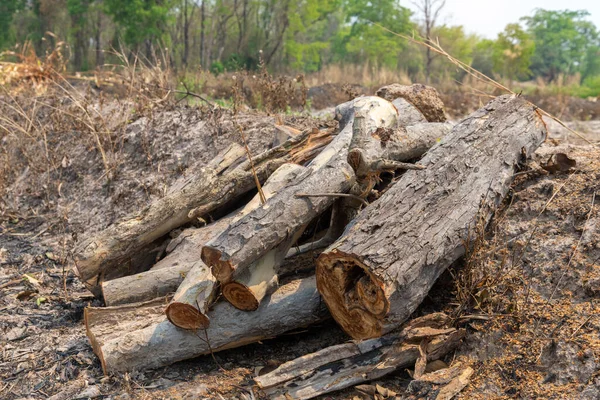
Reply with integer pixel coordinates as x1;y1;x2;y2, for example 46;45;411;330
234;117;266;204
295;192;369;207
171;82;218;108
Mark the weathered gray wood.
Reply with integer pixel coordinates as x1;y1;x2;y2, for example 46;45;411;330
85;276;328;374
392;97;427;126
73;127;333;294
101;220;230;306
165;163;307;328
378;83;447;122
317;95;547;340
255;313;465;400
202;97;399;283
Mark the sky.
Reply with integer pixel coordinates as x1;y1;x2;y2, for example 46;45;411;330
404;0;600;38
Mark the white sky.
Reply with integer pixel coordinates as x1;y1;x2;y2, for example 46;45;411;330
404;0;600;38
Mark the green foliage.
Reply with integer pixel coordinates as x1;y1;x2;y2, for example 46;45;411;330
522;9;599;81
0;0;25;48
335;0;414;68
492;23;535;81
210;61;225;75
471;39;495;78
104;0;172;49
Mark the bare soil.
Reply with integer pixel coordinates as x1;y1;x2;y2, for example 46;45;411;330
1;93;600;399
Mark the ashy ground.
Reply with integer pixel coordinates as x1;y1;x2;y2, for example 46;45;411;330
1;84;599;399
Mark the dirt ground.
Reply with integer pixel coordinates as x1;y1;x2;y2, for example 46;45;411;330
1;86;600;399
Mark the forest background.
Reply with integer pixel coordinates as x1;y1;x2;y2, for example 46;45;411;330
1;0;599;99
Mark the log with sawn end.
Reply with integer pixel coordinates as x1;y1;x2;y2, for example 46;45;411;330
163;163;307;328
316;95;547;340
201;96;399;285
254;313;465;400
85;276;329;374
73;127;333;294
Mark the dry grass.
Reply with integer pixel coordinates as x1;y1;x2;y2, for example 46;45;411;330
447;148;600;398
0;44;177;219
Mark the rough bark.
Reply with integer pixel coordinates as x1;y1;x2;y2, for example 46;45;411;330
165;163;307;328
85;276;328;374
202;97;399;283
255;313;465;400
378;83;447;122
74;127;332;293
316;95;547;340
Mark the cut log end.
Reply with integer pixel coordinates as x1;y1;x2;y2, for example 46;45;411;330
201;246;234;282
316;249;389;340
222;282;260;311
165;302;210;330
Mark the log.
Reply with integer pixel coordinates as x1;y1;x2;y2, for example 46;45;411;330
101;220;230;306
221;224;307;310
391;97;427;126
316;95;547;340
254;313;465;400
85;276;328;374
202;97;399;284
165;163;307;328
377;83;447;122
73;127;333;293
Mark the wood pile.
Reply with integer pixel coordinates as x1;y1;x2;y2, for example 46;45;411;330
77;84;547;398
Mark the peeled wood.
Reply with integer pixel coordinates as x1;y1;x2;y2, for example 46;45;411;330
85;276;328;374
317;95;547;340
73;127;333;293
101;220;230;306
165;163;307;328
202;97;399;284
255;313;465;400
222;224;307;310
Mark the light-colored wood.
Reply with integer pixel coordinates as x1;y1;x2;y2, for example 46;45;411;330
255;313;465;400
165;163;307;328
85;277;328;374
317;95;547;340
202;97;399;284
73;127;333;294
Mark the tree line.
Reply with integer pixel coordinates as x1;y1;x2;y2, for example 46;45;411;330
0;1;599;91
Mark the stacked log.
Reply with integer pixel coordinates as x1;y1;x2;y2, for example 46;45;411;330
80;85;547;397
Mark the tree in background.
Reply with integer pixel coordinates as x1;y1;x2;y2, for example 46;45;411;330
104;0;173;61
0;0;25;48
335;0;414;69
522;9;599;82
492;23;534;82
411;0;446;83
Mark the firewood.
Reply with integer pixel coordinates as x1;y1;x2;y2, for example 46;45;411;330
85;276;328;374
165;163;307;328
202;97;399;284
254;313;465;400
73;127;333;294
316;95;547;340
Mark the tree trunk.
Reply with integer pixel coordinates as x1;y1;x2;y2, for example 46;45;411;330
202;97;399;284
85;276;328;374
165;163;307;328
255;313;465;400
316;95;547;340
74;128;332;294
